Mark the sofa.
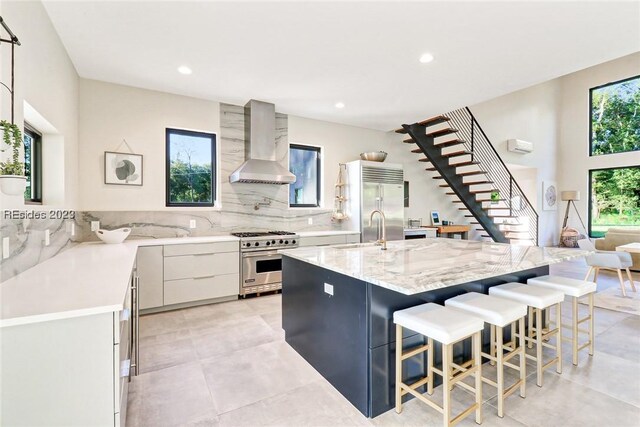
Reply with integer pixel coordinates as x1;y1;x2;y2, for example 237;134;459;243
595;227;640;271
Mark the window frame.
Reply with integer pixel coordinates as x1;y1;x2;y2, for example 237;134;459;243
165;127;217;208
23;122;42;204
289;143;322;208
588;165;640;238
589;74;640;157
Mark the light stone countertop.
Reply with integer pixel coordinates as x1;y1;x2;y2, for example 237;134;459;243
296;230;360;237
0;235;239;328
280;238;591;295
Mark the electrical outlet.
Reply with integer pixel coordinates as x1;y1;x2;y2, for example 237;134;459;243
66;221;76;236
2;237;9;259
44;229;50;246
189;219;197;229
324;283;334;296
308;217;313;225
91;221;100;232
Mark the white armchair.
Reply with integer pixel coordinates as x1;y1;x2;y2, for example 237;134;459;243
577;238;636;297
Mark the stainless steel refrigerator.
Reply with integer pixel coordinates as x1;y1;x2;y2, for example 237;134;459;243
345;160;404;243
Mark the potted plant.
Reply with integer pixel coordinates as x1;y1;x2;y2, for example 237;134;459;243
0;120;26;196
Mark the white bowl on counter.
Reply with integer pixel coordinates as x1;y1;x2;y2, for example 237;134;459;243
96;228;131;244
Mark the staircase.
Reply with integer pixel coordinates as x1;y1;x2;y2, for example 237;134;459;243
398;107;539;246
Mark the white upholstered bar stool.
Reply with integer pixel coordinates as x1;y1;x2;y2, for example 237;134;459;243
489;283;564;387
527;275;597;366
445;293;528;418
394;303;484;427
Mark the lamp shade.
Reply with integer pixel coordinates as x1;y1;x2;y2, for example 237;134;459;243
561;191;580;201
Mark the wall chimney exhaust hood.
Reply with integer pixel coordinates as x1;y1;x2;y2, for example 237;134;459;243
229;100;296;185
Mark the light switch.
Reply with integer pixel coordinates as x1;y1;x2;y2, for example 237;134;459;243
44;229;50;246
2;237;9;259
324;283;334;296
189;219;197;229
91;221;100;231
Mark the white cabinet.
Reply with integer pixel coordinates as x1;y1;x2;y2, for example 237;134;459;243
163;241;240;306
0;274;134;426
137;246;163;310
298;233;360;247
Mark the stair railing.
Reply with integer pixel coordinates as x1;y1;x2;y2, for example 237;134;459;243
444;107;539;245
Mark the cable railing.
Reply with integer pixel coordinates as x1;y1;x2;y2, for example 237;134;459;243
443;107;539;245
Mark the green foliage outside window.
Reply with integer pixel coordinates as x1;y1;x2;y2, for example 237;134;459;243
590;76;640;156
590;166;640;238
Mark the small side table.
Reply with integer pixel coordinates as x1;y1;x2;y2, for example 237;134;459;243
423;225;471;240
616;242;640;254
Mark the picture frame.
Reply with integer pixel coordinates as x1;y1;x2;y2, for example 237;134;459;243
430;210;441;226
542;180;558;211
104;151;143;186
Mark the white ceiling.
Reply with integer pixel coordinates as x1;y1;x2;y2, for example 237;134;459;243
42;1;640;131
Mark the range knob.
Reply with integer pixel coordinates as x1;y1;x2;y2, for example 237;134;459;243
292;239;296;244
254;242;260;247
284;240;289;244
266;241;271;246
279;239;284;244
271;240;276;244
245;242;251;248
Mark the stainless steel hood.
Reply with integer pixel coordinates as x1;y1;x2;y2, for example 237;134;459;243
229;100;296;185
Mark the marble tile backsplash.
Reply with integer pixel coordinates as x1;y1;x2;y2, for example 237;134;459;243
0;103;343;282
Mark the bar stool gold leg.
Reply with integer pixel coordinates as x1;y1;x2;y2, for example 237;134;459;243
584;266;594;282
626;268;637;292
496;325;504;418
395;324;402;414
528;306;534;349
474;332;482;425
535;308;543;387
427;337;434;395
617;269;628;297
490;324;496;366
572;296;579;366
588;293;595;356
518;316;526;398
556;302;562;374
442;344;451;427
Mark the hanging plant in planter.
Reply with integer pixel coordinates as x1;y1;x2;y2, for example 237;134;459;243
0;120;27;196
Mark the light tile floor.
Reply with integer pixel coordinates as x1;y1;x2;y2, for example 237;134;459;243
127;260;640;427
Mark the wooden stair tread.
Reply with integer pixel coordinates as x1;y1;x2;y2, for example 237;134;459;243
435;139;466;148
425;167;437;171
483;207;511;210
488;214;518;218
439;184;450;188
464;180;494;185
403;138;416;144
418;158;431;162
507;236;532;240
427;128;458;138
457;170;488;177
432;176;444;180
442;150;472;158
469;189;498;194
395;116;450;133
411;148;422;153
451;160;481;167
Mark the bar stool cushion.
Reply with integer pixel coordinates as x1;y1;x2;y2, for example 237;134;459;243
394;303;484;345
489;282;564;309
527;275;597;298
445;292;527;327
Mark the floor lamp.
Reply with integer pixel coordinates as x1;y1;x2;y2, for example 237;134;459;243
560;190;587;246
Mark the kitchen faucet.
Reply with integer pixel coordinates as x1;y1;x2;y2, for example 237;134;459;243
369;209;387;250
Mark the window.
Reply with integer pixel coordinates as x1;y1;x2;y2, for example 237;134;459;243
166;128;216;207
23;123;42;203
590;75;640;156
289;144;321;207
589;166;640;238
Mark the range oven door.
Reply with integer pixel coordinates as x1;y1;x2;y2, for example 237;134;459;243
241;250;282;293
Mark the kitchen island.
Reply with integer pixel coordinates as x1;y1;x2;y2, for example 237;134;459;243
281;238;589;418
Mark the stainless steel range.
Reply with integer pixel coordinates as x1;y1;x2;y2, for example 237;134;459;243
231;231;299;296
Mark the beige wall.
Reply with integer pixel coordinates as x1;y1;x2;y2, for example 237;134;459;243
0;0;79;209
558;52;640;235
469;79;562;246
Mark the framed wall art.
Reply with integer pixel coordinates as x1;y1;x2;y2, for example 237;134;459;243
104;151;143;186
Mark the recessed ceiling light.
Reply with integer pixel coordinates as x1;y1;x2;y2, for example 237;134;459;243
419;53;434;64
335;102;345;109
177;65;192;75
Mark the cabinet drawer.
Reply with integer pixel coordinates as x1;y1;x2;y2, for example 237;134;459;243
299;235;347;247
163;241;238;256
164;252;239;281
345;234;360;244
164;274;239;305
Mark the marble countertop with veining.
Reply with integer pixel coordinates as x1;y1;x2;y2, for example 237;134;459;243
280;238;591;295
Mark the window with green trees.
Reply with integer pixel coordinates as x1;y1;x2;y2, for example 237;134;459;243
589;166;640;238
166;128;216;207
590;75;640;156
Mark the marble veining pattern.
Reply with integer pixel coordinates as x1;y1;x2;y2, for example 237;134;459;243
281;238;592;295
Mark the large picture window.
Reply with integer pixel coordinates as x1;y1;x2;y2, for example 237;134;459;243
23;123;42;204
590;75;640;156
589;166;640;238
166;128;216;207
289;144;321;208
